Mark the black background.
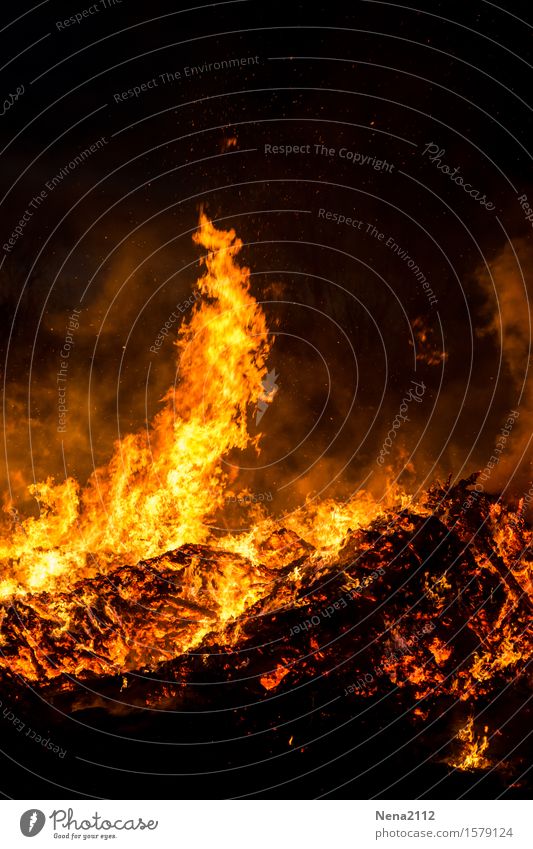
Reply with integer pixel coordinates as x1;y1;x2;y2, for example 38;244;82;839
0;0;532;800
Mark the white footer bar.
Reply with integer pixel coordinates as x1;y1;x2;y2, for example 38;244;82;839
2;799;531;848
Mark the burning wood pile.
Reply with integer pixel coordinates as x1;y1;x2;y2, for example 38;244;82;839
0;217;531;787
0;476;531;778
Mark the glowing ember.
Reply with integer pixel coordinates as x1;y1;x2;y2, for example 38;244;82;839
260;664;290;691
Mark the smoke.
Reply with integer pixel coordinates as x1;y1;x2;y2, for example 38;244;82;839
476;237;533;495
0;226;199;517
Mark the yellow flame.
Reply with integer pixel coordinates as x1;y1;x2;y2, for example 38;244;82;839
0;214;390;687
0;214;274;596
448;716;491;771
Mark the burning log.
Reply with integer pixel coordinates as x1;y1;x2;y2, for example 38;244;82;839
0;546;273;683
0;478;530;796
1;480;530;729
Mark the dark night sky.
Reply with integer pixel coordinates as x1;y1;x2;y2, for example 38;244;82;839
0;1;532;521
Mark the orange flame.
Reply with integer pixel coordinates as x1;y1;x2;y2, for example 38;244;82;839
447;716;491;771
0;214;273;598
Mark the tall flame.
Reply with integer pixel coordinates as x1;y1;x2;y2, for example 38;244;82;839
0;214;273;598
447;716;492;771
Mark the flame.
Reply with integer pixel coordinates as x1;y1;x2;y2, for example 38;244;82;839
0;214;273;594
448;716;491;771
0;214;385;681
0;212;531;782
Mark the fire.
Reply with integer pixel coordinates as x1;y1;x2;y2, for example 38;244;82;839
0;213;531;795
1;214;274;596
448;717;491;771
0;214;386;681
